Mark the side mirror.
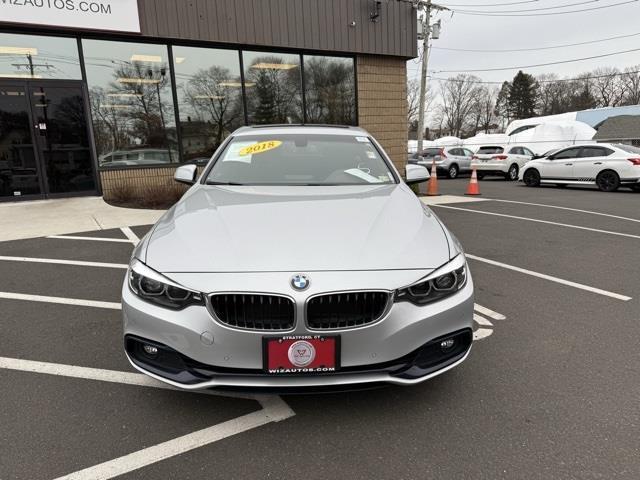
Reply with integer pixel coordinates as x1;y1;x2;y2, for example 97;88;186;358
405;164;430;185
174;164;197;185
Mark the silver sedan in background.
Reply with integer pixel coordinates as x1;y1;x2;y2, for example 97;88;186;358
122;125;474;391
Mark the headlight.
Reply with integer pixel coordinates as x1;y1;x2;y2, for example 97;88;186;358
395;255;468;306
128;258;204;310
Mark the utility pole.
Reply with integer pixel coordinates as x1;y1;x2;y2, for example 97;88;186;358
11;53;53;78
415;0;448;154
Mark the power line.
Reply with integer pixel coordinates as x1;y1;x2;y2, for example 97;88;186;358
435;46;640;73
428;69;640;85
453;0;638;16
431;31;640;53
454;0;602;14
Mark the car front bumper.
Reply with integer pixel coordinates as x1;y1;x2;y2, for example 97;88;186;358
122;269;474;390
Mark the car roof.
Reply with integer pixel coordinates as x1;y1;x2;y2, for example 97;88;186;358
233;124;369;137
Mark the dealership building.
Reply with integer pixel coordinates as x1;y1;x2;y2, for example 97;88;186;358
0;0;416;202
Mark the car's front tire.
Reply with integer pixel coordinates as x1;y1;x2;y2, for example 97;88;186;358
596;170;620;192
523;168;540;187
448;164;459;179
506;164;519;181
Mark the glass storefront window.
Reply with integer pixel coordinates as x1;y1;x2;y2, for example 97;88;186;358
82;40;178;168
173;46;244;164
243;51;302;125
0;86;40;197
0;33;81;80
304;56;356;125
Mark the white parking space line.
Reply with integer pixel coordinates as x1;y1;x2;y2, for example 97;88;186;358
0;292;122;309
491;199;640;223
473;329;494;341
472;306;504;342
473;313;493;327
434;205;640;240
0;356;250;399
0;356;295;480
0;256;127;269
467;254;632;301
420;195;488;206
474;304;506;321
54;408;287;480
120;226;140;246
47;235;132;243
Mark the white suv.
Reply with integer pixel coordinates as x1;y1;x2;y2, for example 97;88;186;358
409;146;474;179
470;145;535;181
519;143;640;192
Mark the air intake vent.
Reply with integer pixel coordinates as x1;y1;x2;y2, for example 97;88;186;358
307;291;390;330
209;294;295;330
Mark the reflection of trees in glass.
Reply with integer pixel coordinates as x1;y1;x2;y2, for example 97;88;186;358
110;62;173;152
304;57;355;125
88;60;176;163
89;86;130;158
245;56;302;124
181;66;244;154
56;95;86;138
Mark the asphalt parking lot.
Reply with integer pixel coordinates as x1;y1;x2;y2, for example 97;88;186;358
1;181;639;480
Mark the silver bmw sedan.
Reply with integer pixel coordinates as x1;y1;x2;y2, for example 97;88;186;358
122;125;474;391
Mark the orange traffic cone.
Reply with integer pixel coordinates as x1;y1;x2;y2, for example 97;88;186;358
465;168;481;196
426;159;440;196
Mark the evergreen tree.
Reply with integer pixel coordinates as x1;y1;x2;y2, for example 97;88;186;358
508;71;538;119
252;69;278;124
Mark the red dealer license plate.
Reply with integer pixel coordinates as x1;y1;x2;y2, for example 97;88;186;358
263;335;339;374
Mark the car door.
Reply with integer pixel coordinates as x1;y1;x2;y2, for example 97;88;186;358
461;148;474;171
507;147;526;167
573;146;614;181
541;147;582;180
448;148;463;169
521;147;535;162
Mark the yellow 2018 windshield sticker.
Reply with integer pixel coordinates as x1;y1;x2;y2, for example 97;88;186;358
239;140;282;156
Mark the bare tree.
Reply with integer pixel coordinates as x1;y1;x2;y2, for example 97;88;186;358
591;67;626;107
407;78;432;129
89;86;132;158
183;66;244;148
536;73;566;115
474;86;497;134
621;66;640;105
439;75;481;137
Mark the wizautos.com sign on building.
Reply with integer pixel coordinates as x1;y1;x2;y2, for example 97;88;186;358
0;0;415;202
2;0;140;32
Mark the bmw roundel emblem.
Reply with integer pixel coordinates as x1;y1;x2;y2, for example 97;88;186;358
291;274;310;291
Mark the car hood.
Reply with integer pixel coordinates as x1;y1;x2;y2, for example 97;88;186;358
143;184;451;273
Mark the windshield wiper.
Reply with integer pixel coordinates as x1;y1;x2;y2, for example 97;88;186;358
205;181;246;186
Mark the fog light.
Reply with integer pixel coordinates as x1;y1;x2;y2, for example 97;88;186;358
143;344;158;356
440;338;455;351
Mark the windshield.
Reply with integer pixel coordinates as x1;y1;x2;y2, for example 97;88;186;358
421;148;442;158
541;148;560;157
477;146;504;154
205;134;396;186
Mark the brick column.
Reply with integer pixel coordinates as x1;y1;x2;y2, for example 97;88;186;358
356;55;408;175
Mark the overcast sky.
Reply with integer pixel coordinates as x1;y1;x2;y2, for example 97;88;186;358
407;0;640;85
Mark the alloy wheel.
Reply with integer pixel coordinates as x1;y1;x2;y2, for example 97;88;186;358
523;169;540;187
596;171;620;192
